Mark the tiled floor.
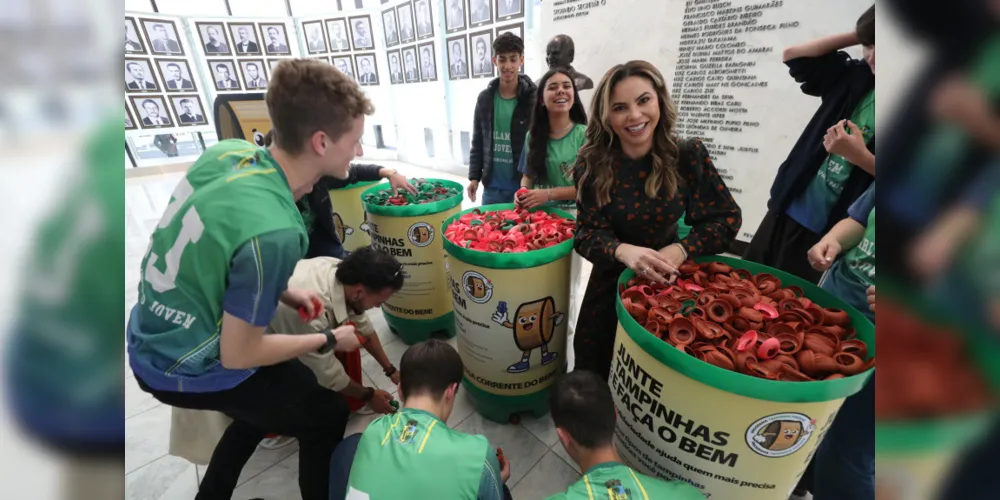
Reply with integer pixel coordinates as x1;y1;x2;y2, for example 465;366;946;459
125;160;591;499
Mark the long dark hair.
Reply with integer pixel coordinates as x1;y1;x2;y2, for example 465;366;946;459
526;67;588;183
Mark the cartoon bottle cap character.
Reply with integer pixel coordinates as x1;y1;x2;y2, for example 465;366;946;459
465;274;491;299
759;420;805;452
332;212;354;243
492;298;564;373
604;479;630;500
410;224;432;244
399;419;419;444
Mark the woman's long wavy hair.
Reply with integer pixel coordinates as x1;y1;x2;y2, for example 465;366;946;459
576;60;680;208
526;67;588;183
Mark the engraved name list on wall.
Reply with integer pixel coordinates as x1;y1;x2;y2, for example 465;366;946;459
552;0;609;22
669;0;795;198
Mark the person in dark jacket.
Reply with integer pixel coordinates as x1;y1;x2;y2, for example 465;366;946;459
263;131;417;259
467;33;537;205
743;5;875;284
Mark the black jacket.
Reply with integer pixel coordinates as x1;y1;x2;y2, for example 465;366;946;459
301;163;384;258
469;75;537;186
767;51;875;233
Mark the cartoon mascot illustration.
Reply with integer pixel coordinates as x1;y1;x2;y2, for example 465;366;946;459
491;298;563;373
332;212;354;243
753;419;815;452
463;272;494;303
408;222;433;246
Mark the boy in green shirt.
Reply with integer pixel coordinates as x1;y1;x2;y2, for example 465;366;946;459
338;339;513;500
546;371;705;500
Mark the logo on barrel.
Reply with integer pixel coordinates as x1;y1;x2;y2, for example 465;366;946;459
745;412;816;458
407;222;434;247
461;271;494;304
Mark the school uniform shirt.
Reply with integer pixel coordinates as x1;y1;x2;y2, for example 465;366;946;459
786;88;875;233
346;408;505;499
545;462;705;500
486;92;518;191
820;184;875;322
516;123;586;210
168;256;376;464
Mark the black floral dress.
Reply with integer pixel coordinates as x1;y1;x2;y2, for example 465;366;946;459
572;138;742;380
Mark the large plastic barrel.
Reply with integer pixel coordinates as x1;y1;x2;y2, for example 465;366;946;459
328;180;381;252
611;256;873;499
442;204;575;423
361;180;463;344
874;284;1000;500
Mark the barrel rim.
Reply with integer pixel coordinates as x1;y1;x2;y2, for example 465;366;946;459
616;255;874;403
361;179;464;217
330;179;384;191
442;203;576;269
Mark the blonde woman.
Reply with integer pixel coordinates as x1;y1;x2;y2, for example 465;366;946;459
573;61;742;378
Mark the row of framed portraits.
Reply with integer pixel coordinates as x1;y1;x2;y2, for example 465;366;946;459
125;16;188;57
313;54;382;87
126;57;286;94
193;21;294;57
125;94;210;131
386;42;438;84
444;23;523;80
302;15;376;55
379;0;524;50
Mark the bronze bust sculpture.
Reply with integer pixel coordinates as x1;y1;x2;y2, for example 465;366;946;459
545;35;594;90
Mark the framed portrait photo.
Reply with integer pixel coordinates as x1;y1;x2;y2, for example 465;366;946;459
349;15;375;51
387;49;404;85
396;2;416;45
401;46;419;84
140;18;184;56
417;42;437;83
382;9;399;48
170;95;209;127
156;59;197;93
468;0;493;28
309;56;331;64
229;23;262;55
444;0;467;34
446;35;470;81
125;101;137;130
326;19;352;53
125;58;160;93
469;30;494;79
414;0;435;41
125;17;147;55
496;0;524;22
303;21;328;54
332;55;357;81
131;96;174;129
239;59;269;91
261;23;291;55
209;59;242;91
355;53;380;86
197;22;231;56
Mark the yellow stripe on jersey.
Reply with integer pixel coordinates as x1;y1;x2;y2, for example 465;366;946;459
583;475;594;500
417;420;437;454
627;468;650;500
217;148;258;161
381;413;403;446
227;167;277;183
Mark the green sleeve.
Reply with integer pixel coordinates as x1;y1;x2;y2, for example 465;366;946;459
477;447;504;500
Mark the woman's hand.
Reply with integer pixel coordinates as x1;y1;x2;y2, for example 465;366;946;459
388;173;418;195
866;286;875;312
808;238;842;272
388;369;401;385
615;244;678;284
658;243;688;269
824;120;869;165
516;189;549;210
331;324;362;352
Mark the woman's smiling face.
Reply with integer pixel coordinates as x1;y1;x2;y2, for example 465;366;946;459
608;76;660;155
